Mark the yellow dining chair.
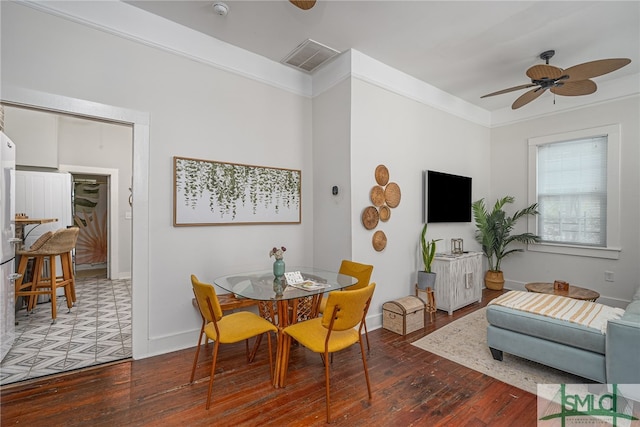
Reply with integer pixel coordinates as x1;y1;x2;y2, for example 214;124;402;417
189;275;278;409
318;260;374;349
282;283;376;423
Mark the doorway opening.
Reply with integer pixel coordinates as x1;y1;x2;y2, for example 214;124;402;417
71;173;109;279
0;103;135;385
1;87;150;378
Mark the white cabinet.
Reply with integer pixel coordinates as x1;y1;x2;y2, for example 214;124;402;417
432;252;482;315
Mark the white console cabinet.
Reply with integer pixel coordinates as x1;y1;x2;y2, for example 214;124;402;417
432;252;483;315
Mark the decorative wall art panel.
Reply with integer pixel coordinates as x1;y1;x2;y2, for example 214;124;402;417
173;156;301;226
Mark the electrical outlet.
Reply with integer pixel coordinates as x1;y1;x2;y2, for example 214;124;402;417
604;271;614;282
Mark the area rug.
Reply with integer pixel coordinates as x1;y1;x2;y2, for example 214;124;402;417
411;307;588;394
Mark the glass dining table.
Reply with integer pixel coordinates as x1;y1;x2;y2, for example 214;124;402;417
213;266;357;388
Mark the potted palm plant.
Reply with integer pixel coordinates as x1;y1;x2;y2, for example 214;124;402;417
472;196;540;290
418;223;442;290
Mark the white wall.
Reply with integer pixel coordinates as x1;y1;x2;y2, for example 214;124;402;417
490;96;640;306
349;78;492;326
4;107;58;168
312;78;353;269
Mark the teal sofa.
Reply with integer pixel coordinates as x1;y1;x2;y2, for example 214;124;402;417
486;286;640;384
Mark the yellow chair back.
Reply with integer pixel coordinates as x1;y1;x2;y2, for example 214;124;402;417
191;274;223;322
322;283;376;331
339;260;373;291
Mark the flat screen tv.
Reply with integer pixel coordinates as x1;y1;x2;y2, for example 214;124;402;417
424;170;472;223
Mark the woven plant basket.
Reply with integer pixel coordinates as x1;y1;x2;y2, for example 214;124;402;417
484;270;505;290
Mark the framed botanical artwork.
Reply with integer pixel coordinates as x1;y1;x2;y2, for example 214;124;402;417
173;156;301;226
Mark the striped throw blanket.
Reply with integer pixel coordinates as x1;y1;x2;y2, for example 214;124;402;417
488;291;625;334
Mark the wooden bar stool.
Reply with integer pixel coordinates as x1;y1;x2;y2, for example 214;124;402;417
14;227;79;323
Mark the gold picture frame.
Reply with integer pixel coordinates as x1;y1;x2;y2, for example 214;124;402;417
173;156;301;226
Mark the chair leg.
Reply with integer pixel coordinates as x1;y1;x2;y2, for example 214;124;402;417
49;255;57;323
63;281;74;312
359;336;372;400
190;322;205;383
205;341;220;410
324;349;332;423
248;333;263;363
62;252;76;304
27;257;44;312
363;320;370;352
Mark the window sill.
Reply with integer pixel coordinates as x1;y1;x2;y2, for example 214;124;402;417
527;242;621;260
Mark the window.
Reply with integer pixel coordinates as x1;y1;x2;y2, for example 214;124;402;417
528;125;621;259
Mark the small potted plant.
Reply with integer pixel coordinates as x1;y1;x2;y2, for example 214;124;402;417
418;223;441;290
472;196;540;290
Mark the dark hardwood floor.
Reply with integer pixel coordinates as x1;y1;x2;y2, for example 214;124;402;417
1;289;538;426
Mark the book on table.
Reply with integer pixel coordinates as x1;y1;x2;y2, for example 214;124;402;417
284;271;329;291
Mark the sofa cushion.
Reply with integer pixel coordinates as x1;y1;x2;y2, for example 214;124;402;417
486;304;606;354
621;299;640;324
488;290;624;333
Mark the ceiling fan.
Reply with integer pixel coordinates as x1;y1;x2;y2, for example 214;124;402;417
481;50;631;109
289;0;316;10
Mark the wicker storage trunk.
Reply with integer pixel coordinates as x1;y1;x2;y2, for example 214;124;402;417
382;296;425;335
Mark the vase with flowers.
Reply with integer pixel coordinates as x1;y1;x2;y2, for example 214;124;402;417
269;246;287;295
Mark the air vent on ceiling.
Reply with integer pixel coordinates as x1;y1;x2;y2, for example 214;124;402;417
281;39;340;73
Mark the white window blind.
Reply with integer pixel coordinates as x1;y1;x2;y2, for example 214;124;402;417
536;137;607;246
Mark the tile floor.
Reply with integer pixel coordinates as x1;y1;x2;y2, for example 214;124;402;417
0;275;132;386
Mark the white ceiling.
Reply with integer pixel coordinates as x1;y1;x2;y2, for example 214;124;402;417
127;1;639;113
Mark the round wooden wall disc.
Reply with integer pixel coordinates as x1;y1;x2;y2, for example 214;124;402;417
372;230;387;251
384;182;401;208
375;165;389;186
361;206;379;230
370;186;385;207
379;205;391;222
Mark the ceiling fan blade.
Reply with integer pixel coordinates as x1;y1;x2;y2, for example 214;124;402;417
512;88;546;109
526;64;564;80
480;83;537;98
551;80;597;96
563;58;631;82
289;0;316;10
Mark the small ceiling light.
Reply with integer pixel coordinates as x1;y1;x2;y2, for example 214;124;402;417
212;2;229;16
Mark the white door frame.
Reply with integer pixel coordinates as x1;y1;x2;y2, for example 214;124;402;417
2;86;151;359
60;165;119;280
